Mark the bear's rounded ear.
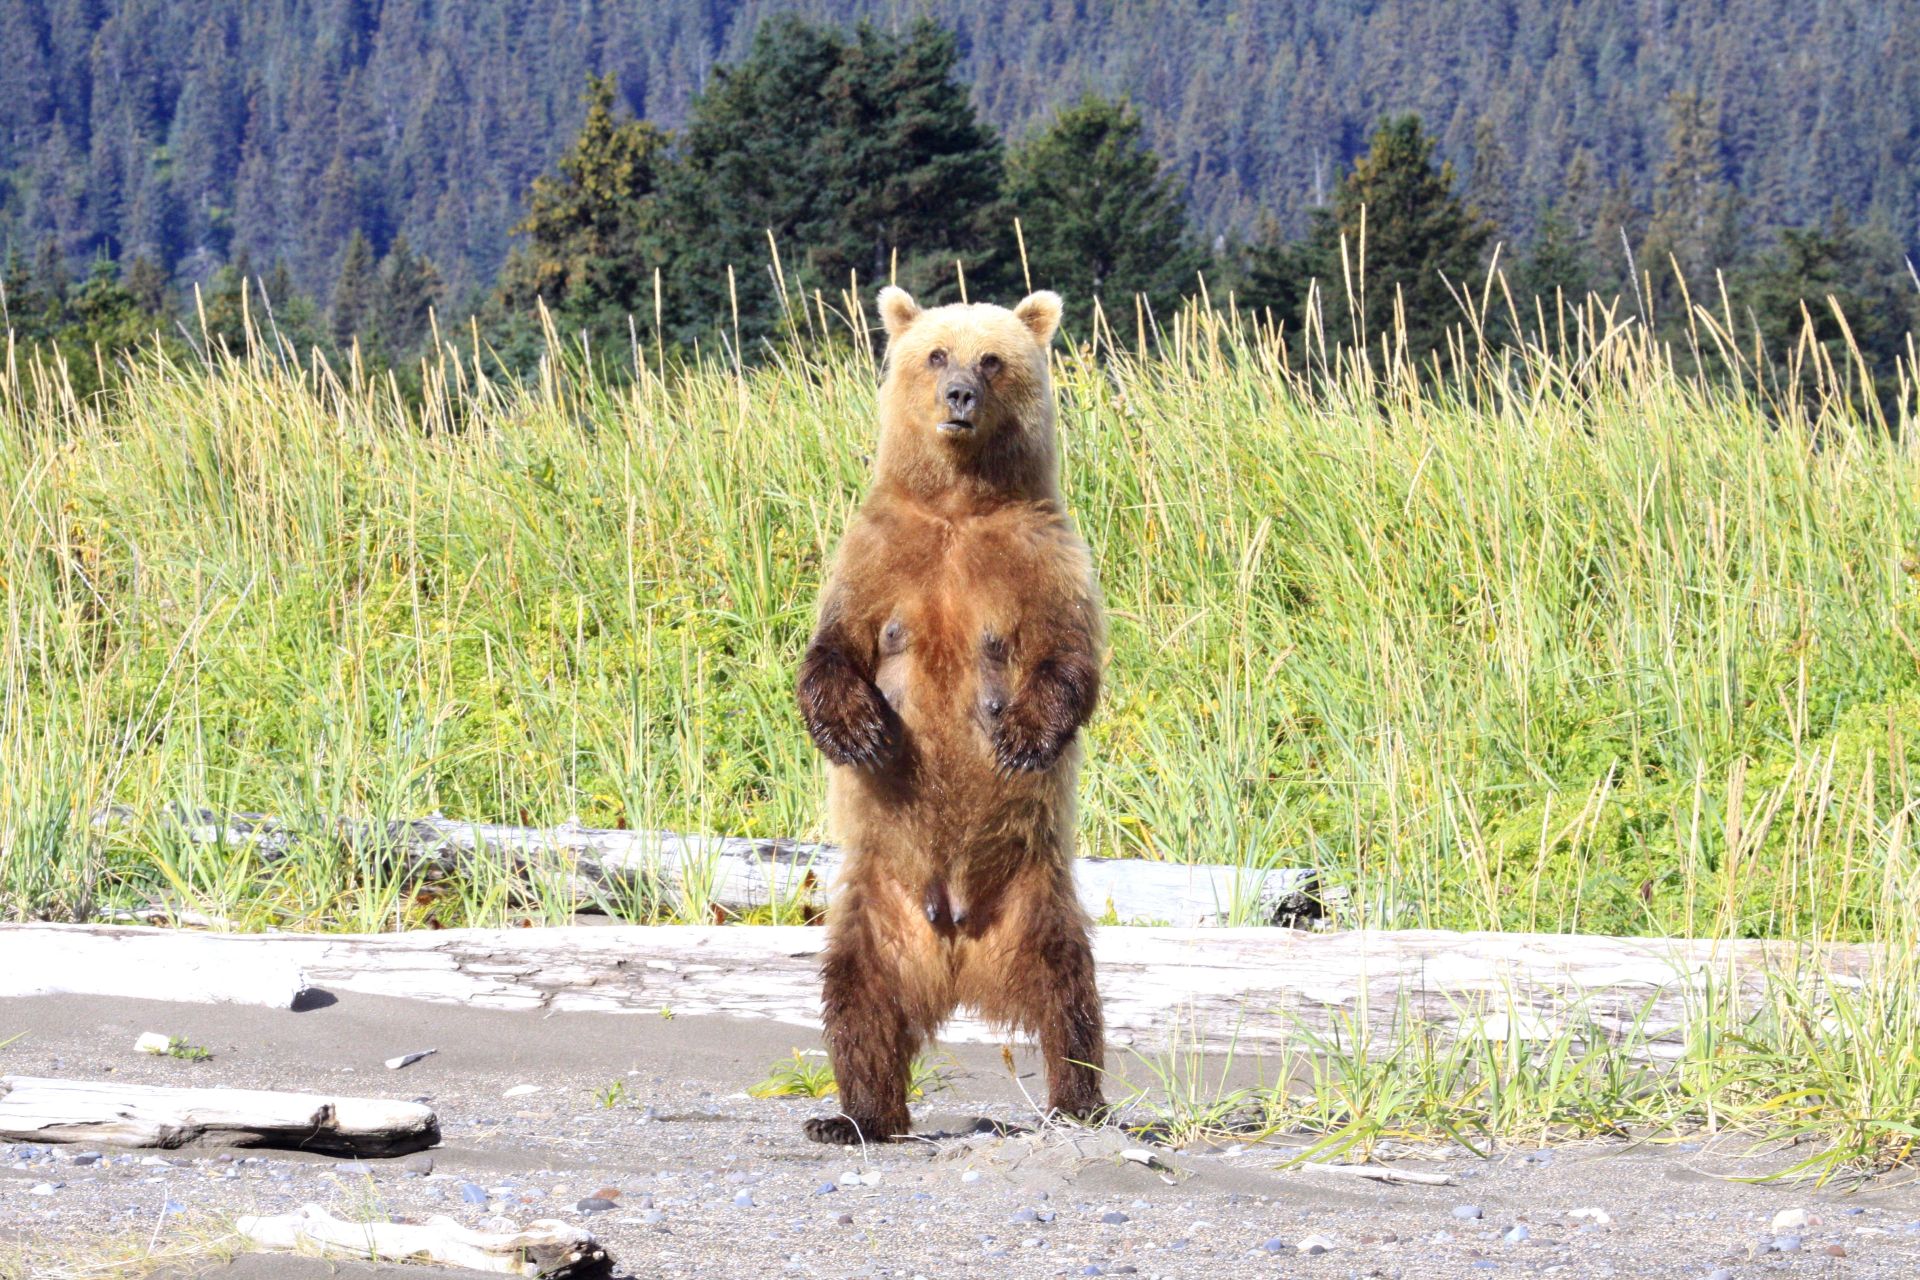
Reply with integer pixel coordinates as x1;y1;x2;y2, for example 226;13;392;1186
1013;291;1063;346
877;286;921;339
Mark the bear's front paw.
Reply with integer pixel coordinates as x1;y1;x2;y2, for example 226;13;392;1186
794;656;898;767
991;703;1071;774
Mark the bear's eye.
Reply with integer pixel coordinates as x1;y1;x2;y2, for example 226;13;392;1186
927;349;948;369
979;353;1003;376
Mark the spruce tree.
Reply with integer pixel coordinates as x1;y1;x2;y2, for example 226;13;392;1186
495;75;667;341
329;229;379;351
657;17;1006;346
375;233;442;359
1297;114;1492;360
1737;206;1919;418
1001;95;1205;335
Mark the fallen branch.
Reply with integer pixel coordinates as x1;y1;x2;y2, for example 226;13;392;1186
1296;1160;1455;1186
233;1203;611;1278
0;923;1877;1058
91;806;1321;928
0;1076;438;1155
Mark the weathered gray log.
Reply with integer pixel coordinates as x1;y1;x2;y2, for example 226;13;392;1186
0;1075;439;1154
234;1204;610;1278
0;922;1877;1058
91;806;1322;928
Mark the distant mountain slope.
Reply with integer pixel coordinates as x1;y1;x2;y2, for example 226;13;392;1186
2;0;1915;300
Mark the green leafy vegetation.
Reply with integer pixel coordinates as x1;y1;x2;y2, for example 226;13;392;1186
749;1048;954;1100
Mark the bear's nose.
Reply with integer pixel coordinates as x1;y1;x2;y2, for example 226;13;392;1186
944;384;976;416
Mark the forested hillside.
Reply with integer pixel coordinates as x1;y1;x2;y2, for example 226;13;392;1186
4;0;1917;304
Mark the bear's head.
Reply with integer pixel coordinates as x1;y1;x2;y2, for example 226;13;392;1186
872;286;1064;503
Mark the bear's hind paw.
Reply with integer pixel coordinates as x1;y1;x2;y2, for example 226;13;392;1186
804;1115;902;1146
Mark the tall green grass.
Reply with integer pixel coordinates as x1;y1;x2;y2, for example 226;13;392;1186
1;283;1916;938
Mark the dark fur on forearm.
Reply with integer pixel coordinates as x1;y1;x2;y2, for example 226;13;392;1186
798;635;901;768
992;649;1099;774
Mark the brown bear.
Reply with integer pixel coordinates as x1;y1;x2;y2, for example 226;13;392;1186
795;285;1106;1146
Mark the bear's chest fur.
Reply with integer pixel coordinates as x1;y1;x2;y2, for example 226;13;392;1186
860;499;1063;760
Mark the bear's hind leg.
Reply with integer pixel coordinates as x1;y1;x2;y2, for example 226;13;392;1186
807;910;917;1146
983;877;1107;1124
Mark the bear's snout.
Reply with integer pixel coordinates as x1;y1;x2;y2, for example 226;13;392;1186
938;368;982;430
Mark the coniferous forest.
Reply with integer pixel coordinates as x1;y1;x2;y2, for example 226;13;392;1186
1;0;1917;389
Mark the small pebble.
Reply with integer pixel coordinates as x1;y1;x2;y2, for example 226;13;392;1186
71;1153;102;1167
1080;1268;1103;1277
1825;1244;1847;1257
1297;1233;1334;1255
1261;1238;1287;1254
1452;1205;1484;1221
837;1213;854;1226
335;1160;374;1176
458;1181;488;1206
642;1210;666;1226
1011;1207;1040;1223
1771;1208;1810;1233
732;1190;754;1208
401;1154;434;1175
575;1196;618;1213
1773;1235;1802;1253
1504;1225;1530;1243
815;1182;837;1195
28;1183;57;1196
1101;1211;1130;1225
961;1170;985;1184
1706;1270;1734;1280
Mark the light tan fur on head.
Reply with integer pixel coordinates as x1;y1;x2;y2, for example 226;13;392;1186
874;288;1064;505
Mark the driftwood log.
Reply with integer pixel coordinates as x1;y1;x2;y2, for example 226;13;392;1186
91;807;1321;928
0;922;1876;1057
0;1075;438;1155
234;1204;611;1278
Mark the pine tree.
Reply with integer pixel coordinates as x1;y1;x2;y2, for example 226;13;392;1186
329;229;379;350
1296;114;1493;360
1001;95;1205;335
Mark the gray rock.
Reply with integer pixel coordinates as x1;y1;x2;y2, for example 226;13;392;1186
1101;1211;1130;1224
1012;1207;1040;1223
576;1196;619;1213
335;1160;375;1176
732;1190;755;1207
815;1182;837;1195
401;1154;434;1175
1706;1271;1734;1280
70;1152;102;1166
1774;1235;1802;1253
1452;1205;1484;1220
1504;1225;1530;1243
1262;1238;1287;1253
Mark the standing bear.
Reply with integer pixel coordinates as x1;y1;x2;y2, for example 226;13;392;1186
796;285;1106;1145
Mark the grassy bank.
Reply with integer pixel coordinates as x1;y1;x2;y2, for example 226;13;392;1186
2;292;1917;939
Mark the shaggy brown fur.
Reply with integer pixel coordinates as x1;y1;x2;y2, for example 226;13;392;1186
796;285;1106;1146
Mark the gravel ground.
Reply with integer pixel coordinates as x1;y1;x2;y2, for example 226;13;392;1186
4;991;1920;1278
